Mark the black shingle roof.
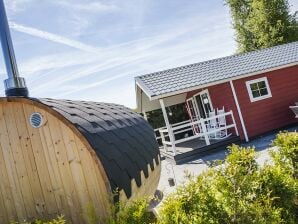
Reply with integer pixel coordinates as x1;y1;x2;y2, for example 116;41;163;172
34;98;160;200
136;41;298;98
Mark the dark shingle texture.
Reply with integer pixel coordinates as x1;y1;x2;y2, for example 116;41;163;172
34;98;160;200
136;41;298;98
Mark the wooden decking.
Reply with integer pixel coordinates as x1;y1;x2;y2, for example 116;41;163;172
160;135;241;164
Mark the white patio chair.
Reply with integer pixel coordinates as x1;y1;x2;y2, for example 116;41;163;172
207;110;218;139
217;107;232;139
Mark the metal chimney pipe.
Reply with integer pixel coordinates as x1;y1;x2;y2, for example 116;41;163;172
0;0;28;97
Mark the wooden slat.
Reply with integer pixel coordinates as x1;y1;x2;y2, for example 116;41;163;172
74;136;110;219
58;122;91;220
34;106;69;218
4;104;37;218
0;139;17;222
0;104;27;220
22;103;57;217
44;111;84;223
0;186;8;223
13;103;46;217
0;141;9;223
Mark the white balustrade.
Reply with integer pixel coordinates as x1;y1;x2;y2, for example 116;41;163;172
155;110;239;155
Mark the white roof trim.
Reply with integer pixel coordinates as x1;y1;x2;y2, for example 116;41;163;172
135;78;155;100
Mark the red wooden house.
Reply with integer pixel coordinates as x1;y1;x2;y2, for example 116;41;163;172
135;42;298;163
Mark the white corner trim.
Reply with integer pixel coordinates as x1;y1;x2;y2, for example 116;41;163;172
229;80;249;142
245;77;272;102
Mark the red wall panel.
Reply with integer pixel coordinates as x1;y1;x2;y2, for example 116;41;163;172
233;65;298;138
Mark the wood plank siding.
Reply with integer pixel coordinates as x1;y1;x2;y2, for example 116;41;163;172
233;65;298;138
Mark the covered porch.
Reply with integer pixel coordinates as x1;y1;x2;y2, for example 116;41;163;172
136;85;242;164
155;102;240;163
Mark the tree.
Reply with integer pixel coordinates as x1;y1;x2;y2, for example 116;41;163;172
226;0;298;52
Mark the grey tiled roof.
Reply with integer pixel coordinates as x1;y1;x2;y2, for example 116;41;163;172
136;41;298;98
34;98;160;201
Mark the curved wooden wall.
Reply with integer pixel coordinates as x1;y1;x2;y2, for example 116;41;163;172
0;100;112;223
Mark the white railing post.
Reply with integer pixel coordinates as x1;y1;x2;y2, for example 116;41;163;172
200;118;210;145
159;99;177;155
230;110;239;136
159;129;167;152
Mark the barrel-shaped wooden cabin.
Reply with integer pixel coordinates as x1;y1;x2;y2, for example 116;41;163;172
0;97;161;223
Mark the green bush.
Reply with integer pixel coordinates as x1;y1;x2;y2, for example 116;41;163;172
272;131;298;178
268;132;298;222
10;215;66;224
159;132;298;224
107;198;156;224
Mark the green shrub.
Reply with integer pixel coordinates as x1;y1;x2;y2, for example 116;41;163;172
272;131;298;177
10;215;66;224
106;198;156;224
268;131;298;222
159;138;298;224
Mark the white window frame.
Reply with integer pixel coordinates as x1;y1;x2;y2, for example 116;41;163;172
246;77;272;102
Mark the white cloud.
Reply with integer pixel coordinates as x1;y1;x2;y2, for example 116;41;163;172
4;0;34;14
28;18;235;101
18;51;97;76
9;22;101;54
10;16;201;77
55;0;118;13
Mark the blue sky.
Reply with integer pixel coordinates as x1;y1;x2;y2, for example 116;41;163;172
0;0;297;108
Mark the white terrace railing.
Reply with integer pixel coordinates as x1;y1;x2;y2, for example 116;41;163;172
154;110;239;155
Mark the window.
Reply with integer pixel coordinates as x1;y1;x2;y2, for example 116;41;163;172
246;77;272;102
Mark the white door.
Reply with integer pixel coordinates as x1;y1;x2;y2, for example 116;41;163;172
186;89;213;134
186;98;201;134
